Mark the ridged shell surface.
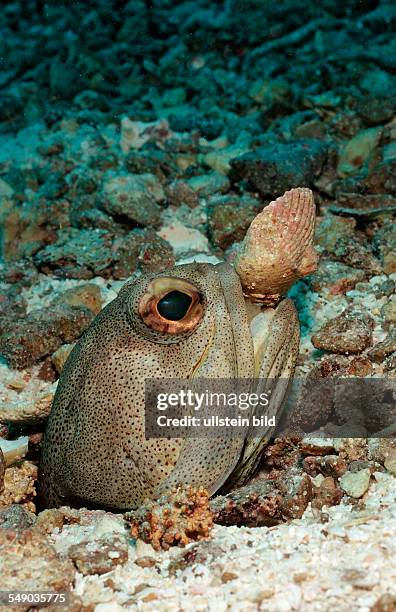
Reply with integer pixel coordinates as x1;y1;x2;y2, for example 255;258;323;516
234;187;318;304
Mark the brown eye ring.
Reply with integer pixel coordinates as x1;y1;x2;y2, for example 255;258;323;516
138;277;204;334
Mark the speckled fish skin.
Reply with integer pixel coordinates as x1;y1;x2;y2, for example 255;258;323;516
39;262;256;510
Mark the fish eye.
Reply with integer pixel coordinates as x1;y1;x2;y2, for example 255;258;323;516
157;290;192;321
138;277;204;334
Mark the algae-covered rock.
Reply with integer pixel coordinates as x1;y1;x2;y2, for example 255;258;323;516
67;534;128;575
100;173;163;226
339;468;371;498
34;228;113;278
312;309;374;354
337;127;382;176
112;229;174;279
230;140;328;197
51;283;103;315
0;303;94;369
0;196;68;261
372;224;396;275
0;526;75;600
368;329;396;363
165;180;199;208
207;194;260;249
308;260;365;294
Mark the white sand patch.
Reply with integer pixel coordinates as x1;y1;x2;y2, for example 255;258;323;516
47;473;396;611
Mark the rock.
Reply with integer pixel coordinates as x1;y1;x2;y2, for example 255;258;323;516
315;213;381;275
37;356;57;382
124;148;175;179
384;352;396;373
35;507;82;534
330;194;396;217
0;450;4;495
0;461;38;512
230;140;327;197
158;220;209;257
0;527;75;598
100;173;163;227
120;118;171;152
165;180;199;208
308;260;365;294
262;438;302;478
334;439;368;462
51;343;75;374
299;439;337;456
0;437;29;466
126;485;213;551
51;283;103;315
186;172;230;197
0;287;27;333
284;375;335;435
368;328;396;363
333;241;381;275
311;309;374;354
346;356;373;377
372;224;396;275
0;383;57;424
0;260;38;286
368;439;396;466
294;120;327;140
372;278;395;299
0;505;35;530
384;453;396;477
371;593;396;612
67;534;128;575
221;571;238;583
211;473;313;527
112;229;174;279
359;96;395;126
339;468;371;498
203;141;251;175
0;303;94;369
70;205;121;232
168;112;223;140
249;76;291;107
381;300;396;329
135;556;157;568
330;110;362;139
337;127;382;176
34;228;113;279
303;455;347;479
0;195;69;261
312;477;343;510
383;252;396;275
315;213;356;251
207;194;260;249
364;158;396;196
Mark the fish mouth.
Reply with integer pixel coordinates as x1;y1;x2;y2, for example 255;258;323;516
248;308;277;376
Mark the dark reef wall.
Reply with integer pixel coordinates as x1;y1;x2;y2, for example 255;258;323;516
1;0;395;127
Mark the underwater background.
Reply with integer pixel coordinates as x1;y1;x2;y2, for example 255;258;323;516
0;1;396;609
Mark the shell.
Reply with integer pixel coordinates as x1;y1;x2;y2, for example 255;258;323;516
234;187;318;304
